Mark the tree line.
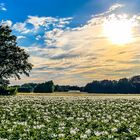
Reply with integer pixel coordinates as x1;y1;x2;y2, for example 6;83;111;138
18;81;54;93
16;75;140;94
84;75;140;93
17;81;83;93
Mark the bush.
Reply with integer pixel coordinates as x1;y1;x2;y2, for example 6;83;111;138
7;87;17;95
34;81;54;93
0;87;17;95
0;87;8;95
18;87;33;93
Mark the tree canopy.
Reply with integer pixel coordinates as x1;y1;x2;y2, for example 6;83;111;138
0;25;32;86
34;81;54;93
16;75;140;94
84;75;140;93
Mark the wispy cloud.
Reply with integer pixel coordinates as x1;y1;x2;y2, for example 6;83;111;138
12;16;72;35
17;36;26;40
0;3;7;11
92;3;125;18
109;3;124;12
13;22;31;34
27;16;72;30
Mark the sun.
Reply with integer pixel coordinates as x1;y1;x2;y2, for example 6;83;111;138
103;16;134;45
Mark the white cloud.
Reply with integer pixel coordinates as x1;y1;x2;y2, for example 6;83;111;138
12;22;31;34
1;20;12;27
17;36;26;40
0;3;7;11
109;3;124;12
35;35;42;41
93;3;125;18
27;16;49;30
26;16;72;31
44;28;64;46
12;16;72;35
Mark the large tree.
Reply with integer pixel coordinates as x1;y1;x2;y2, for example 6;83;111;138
0;25;32;86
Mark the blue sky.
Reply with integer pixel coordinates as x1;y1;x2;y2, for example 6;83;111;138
1;0;140;85
2;0;139;25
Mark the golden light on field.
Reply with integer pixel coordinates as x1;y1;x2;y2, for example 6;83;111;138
103;16;134;45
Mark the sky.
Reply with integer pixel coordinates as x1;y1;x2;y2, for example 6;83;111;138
1;0;140;86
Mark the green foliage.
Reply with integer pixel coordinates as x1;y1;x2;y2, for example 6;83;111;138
21;83;37;89
17;82;82;93
0;96;139;139
0;87;8;95
7;87;17;95
0;25;32;87
18;83;37;93
54;85;82;92
18;87;33;93
15;75;140;94
0;86;17;95
84;75;140;93
34;81;54;93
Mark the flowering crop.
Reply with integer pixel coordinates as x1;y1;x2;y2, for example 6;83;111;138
0;95;140;139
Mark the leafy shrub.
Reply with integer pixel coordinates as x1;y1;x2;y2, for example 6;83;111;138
18;87;33;93
0;87;8;95
0;87;17;95
7;87;17;95
34;81;54;93
0;87;17;96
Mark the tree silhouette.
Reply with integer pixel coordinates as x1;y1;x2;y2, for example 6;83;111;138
130;75;140;93
0;25;32;86
84;76;140;93
34;81;54;93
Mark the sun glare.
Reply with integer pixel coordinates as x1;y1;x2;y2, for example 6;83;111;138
103;16;134;45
